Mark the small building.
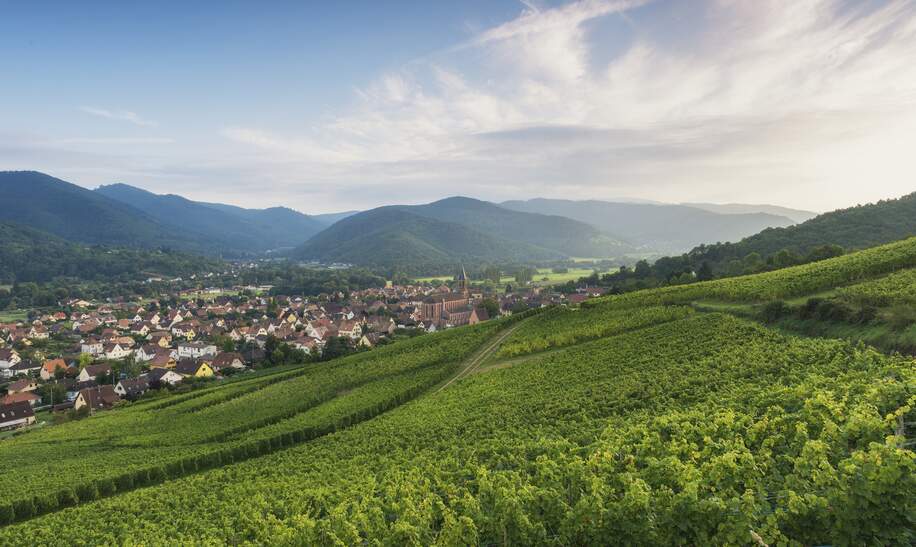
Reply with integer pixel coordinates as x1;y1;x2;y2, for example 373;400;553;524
1;392;41;407
175;359;215;378
177;342;217;360
78;363;113;383
0;402;35;431
40;359;70;381
114;377;150;400
146;368;183;388
7;378;38;394
74;385;120;412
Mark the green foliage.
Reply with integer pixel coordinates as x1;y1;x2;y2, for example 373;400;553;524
0;321;502;518
497;304;693;358
0;221;222;286
2;314;911;544
837;267;916;306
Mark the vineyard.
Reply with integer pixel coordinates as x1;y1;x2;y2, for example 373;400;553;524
837;267;916;306
584;236;916;308
0;239;914;544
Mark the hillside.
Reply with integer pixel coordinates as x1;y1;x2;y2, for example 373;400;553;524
0;171;195;250
0;221;222;284
0;238;913;544
294;207;565;273
682;202;817;223
501;198;797;253
293;197;635;273
97;184;325;254
685;191;916;273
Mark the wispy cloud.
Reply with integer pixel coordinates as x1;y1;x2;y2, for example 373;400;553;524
221;0;916;211
80;106;158;127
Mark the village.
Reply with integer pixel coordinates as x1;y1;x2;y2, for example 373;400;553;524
0;268;607;433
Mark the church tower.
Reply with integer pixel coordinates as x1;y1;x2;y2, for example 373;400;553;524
456;264;469;295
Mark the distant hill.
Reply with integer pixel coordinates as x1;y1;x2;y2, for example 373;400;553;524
406;197;632;258
294;207;564;274
293;197;636;273
0;221;221;284
312;210;360;226
0;171;196;250
687;191;916;268
97;184;325;254
500;198;796;253
681;202;817;223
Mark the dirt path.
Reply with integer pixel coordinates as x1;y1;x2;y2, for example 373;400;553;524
435;323;523;393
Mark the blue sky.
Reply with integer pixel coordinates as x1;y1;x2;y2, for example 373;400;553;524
2;0;915;213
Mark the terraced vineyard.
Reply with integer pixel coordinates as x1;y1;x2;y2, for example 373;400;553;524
1;238;914;545
837;267;916;306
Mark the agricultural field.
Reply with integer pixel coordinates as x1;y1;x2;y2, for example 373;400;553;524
416;267;602;287
0;239;914;544
0;309;28;323
836;267;916;306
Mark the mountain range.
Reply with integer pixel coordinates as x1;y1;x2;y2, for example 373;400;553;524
95;183;326;254
11;170;889;278
500;198;801;253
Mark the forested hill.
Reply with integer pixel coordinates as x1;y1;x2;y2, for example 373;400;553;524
0;171;196;250
0;221;222;284
293;207;565;274
293;197;635;273
686;191;916;274
97;183;326;253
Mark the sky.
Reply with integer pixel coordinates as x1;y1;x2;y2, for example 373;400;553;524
2;0;915;214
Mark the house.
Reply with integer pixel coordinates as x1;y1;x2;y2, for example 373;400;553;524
177;342;217;359
7;378;38;394
80;338;104;356
338;320;362;340
148;353;176;369
211;352;245;371
78;363;113;382
0;402;35;431
114;377;150;400
146;368;183;388
65;380;98;401
149;332;172;347
135;344;162;362
28;325;49;340
0;348;21;378
175;359;215;378
103;343;131;360
2;391;41;407
40;359;70;381
73;385;120;412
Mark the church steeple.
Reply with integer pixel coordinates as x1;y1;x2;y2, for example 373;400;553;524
456;264;469;295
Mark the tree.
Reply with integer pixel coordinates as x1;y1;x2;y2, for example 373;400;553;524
696;262;714;281
480;299;500;318
634;260;652;279
78;353;94;368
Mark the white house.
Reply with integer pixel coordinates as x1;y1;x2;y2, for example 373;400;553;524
177;342;217;359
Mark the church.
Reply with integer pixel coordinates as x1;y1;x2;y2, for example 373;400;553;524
421;266;488;327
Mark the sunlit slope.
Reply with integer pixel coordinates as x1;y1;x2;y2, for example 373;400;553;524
585;236;916;307
0;321;503;520
3;313;912;545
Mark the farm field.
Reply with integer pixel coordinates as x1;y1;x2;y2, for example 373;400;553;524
0;309;28;323
416;267;602;286
0;238;914;544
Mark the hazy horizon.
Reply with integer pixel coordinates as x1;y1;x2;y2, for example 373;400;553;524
3;0;916;213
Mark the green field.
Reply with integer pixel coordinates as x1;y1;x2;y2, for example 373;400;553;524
416;267;600;286
0;239;914;544
0;309;27;323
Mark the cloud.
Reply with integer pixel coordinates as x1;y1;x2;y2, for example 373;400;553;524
217;0;916;211
80;106;158;127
